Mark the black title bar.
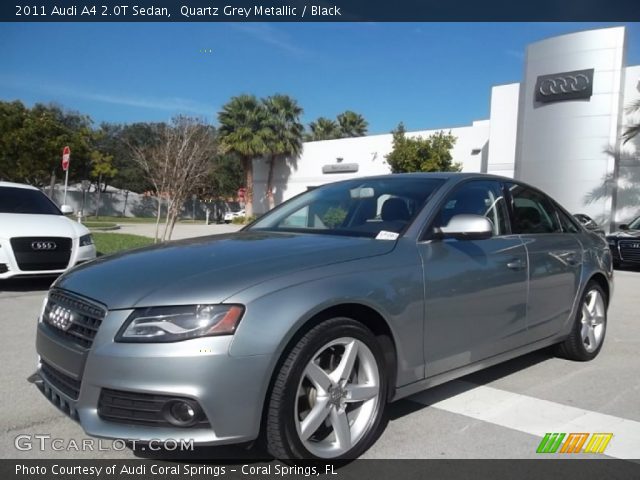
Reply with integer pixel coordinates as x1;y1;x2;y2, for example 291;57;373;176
4;0;640;22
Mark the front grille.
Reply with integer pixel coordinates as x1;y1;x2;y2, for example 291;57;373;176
10;236;72;271
98;389;209;428
619;240;640;264
42;290;106;349
40;361;81;400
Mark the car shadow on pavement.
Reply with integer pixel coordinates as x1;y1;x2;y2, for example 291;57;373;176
381;348;555;426
0;276;56;292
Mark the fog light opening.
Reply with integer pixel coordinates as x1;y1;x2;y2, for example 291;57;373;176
163;399;202;427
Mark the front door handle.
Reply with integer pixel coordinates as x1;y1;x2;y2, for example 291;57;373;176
507;258;526;270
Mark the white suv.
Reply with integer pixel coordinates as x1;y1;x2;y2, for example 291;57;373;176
0;181;96;279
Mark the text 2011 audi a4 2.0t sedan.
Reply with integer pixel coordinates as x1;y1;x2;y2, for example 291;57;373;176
33;173;613;460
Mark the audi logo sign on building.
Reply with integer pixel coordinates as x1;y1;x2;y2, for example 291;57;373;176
534;68;594;104
31;241;57;251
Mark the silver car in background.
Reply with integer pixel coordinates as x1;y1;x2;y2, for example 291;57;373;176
33;173;613;460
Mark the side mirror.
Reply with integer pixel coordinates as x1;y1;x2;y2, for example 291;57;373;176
439;214;493;240
60;205;74;215
619;224;629;231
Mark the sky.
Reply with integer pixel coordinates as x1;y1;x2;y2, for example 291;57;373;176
1;22;639;135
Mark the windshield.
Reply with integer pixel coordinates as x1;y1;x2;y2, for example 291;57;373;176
249;177;445;238
629;216;640;230
0;186;62;215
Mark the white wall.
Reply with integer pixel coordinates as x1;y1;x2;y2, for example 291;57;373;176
252;121;490;213
515;27;627;225
487;83;520;177
617;65;640;223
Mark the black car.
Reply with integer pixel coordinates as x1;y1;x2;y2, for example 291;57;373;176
607;215;640;268
574;213;605;236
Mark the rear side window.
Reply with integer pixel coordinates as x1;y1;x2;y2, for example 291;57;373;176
506;183;561;234
555;206;581;233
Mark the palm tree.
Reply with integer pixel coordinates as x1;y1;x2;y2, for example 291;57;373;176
263;95;304;210
307;117;341;141
623;99;640;144
217;95;269;217
337;110;368;138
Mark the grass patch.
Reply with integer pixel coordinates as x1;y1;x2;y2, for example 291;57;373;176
87;216;205;225
93;232;154;256
83;221;118;229
90;216;158;224
231;215;257;225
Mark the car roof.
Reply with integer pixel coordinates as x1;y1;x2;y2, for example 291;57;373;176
326;172;517;184
0;181;39;191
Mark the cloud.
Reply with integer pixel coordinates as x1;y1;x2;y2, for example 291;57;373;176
0;74;212;116
505;49;525;60
229;23;308;57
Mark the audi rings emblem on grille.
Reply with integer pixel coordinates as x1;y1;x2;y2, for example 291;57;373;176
47;305;75;331
539;74;590;96
535;68;594;104
31;241;57;251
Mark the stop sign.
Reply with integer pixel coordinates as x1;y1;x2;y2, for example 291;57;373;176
62;146;71;171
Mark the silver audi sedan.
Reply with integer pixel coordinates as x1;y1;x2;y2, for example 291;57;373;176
33;173;613;460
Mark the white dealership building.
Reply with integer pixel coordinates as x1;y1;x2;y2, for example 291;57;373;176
253;26;640;229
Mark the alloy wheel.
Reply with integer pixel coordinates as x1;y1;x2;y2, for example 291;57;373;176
580;289;606;353
294;337;380;458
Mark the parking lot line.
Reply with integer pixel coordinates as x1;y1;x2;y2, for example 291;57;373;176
409;380;640;459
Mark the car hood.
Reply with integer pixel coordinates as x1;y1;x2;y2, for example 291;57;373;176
0;213;88;239
54;231;397;309
607;229;640;240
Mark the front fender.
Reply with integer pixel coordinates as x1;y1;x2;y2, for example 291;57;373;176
226;246;425;390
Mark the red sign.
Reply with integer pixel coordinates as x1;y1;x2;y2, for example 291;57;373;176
62;146;71;171
237;187;246;199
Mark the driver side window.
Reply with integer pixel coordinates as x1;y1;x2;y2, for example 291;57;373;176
431;180;509;236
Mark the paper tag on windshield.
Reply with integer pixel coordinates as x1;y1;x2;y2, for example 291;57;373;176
376;230;399;241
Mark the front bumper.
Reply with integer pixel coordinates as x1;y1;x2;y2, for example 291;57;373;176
35;306;273;446
0;237;96;279
609;241;640;266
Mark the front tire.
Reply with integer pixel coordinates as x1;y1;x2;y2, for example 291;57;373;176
265;318;387;460
556;281;608;361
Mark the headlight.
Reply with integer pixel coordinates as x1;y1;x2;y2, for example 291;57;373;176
607;239;616;246
79;234;94;246
115;304;244;343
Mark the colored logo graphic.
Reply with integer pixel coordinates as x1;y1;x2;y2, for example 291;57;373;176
536;433;613;454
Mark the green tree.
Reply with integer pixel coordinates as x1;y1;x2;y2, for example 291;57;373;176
94;123;156;193
217;95;270;217
202;154;245;200
385;123;460;173
263;94;304;210
307;117;341;141
337;110;368;138
0;101;94;188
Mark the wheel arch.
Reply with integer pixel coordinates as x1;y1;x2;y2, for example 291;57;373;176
588;272;610;305
258;302;399;442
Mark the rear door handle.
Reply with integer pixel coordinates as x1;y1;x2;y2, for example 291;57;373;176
507;258;526;270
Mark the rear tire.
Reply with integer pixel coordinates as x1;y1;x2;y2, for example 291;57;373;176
555;281;607;361
265;318;387;460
